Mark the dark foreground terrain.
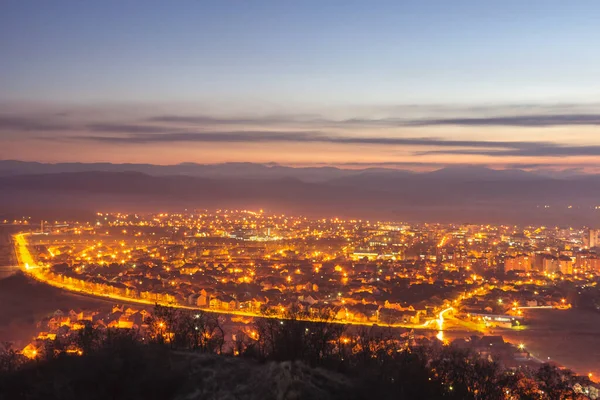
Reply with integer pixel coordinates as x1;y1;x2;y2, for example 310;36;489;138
0;311;596;400
0;348;353;400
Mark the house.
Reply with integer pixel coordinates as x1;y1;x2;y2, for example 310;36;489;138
70;321;86;330
197;289;210;307
298;294;318;305
68;309;83;321
36;332;56;341
335;307;354;321
48;316;71;330
345;303;379;323
80;311;96;321
188;293;200;306
378;308;419;324
21;343;41;359
208;293;237;310
479;336;505;347
107;320;120;329
117;316;134;329
129;311;146;326
124;307;137;316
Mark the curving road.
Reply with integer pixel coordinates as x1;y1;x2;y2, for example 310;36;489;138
13;233;447;330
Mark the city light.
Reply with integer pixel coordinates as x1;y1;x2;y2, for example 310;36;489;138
10;211;600;372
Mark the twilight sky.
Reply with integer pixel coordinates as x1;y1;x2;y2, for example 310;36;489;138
1;0;600;172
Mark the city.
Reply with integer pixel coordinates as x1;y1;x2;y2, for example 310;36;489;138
3;1;600;399
7;212;600;378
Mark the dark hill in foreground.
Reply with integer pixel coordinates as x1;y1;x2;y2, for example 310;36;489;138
1;348;354;400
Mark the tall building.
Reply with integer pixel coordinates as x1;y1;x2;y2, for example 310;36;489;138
584;229;598;248
504;254;532;272
542;255;559;274
558;256;574;275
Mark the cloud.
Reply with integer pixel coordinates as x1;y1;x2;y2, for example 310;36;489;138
418;145;600;157
148;114;322;126
334;161;597;172
86;123;174;134
148;112;600;128
405;114;600;127
0;116;71;131
65;130;554;149
5;104;600;137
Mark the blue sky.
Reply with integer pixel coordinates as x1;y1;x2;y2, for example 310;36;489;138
1;0;600;170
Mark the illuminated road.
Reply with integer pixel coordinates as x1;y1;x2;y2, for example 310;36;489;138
438;307;453;327
430;307;454;342
13;233;448;330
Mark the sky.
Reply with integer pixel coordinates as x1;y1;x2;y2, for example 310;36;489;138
1;0;600;172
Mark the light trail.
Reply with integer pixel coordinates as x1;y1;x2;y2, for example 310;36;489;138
434;307;454;342
437;307;454;329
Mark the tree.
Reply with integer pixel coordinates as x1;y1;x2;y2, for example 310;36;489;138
0;342;26;373
536;364;586;400
428;346;506;400
77;320;100;355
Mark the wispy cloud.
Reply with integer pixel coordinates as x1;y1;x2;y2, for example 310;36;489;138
4;104;600;136
86;124;174;134
0;116;71;131
65;131;554;150
334;161;598;171
147;114;323;126
405;114;600;127
147;112;600;128
418;145;600;157
5;103;600;163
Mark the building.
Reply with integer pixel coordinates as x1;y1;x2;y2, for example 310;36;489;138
584;229;598;248
504;254;531;272
558;256;574;275
542;255;559;274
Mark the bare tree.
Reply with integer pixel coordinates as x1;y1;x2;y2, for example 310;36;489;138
0;342;26;373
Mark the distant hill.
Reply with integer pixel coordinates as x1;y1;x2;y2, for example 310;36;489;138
1;166;600;225
0;160;362;182
0;160;586;182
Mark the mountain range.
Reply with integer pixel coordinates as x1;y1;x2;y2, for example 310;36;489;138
0;160;599;225
0;160;589;182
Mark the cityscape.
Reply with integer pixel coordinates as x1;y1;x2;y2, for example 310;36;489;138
15;211;597;328
3;1;600;399
6;212;600;378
